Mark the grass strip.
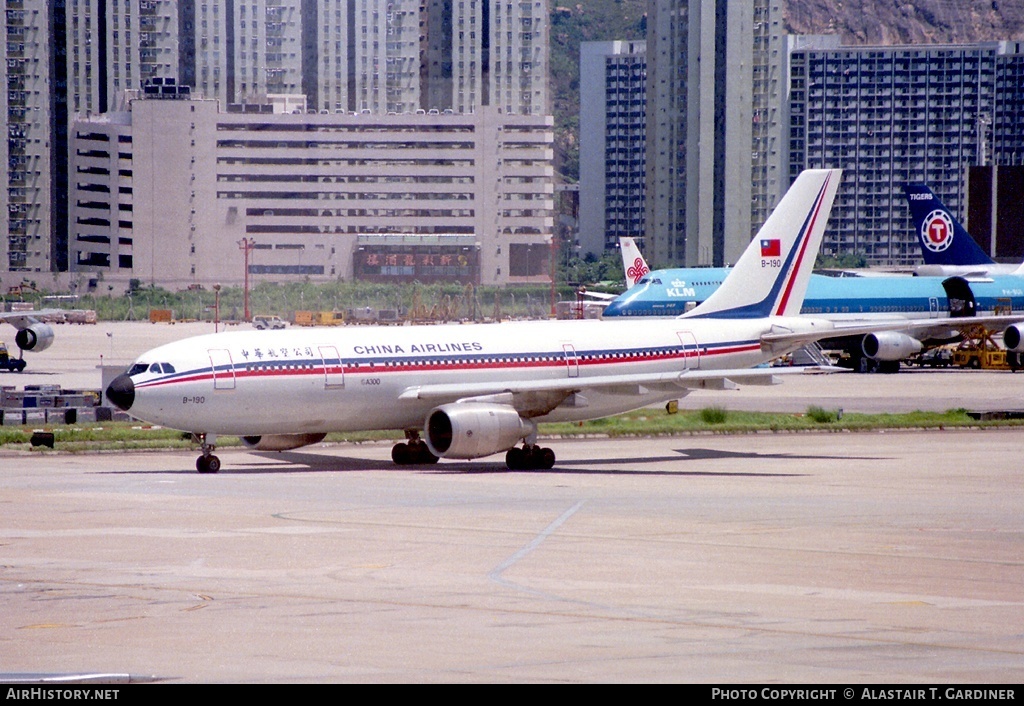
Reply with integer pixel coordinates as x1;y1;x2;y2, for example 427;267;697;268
0;406;1017;454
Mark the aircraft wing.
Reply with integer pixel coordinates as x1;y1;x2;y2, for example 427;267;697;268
760;314;1024;355
580;291;619;301
398;365;837;417
0;309;60;328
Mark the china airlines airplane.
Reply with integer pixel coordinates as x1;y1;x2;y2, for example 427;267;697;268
108;168;911;473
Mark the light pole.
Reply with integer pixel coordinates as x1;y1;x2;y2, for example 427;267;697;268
213;283;222;333
238;238;254;321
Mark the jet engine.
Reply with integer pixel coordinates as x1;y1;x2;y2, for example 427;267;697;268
240;433;327;451
424;403;535;460
1004;324;1024;353
14;323;55;353
861;331;923;361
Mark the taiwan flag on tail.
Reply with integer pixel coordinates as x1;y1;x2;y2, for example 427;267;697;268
760;239;781;257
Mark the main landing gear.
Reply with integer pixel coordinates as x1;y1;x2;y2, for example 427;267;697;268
392;431;439;465
505;444;555;470
195;433;221;473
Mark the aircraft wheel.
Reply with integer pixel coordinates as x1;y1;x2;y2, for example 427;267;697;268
410;440;438;464
15;359;26;372
505;447;524;470
538;447;556;470
197;455;221;473
391;442;410;465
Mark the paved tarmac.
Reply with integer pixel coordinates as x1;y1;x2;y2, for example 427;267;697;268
2;319;1023;682
1;432;1022;683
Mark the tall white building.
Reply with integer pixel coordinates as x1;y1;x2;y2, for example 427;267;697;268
3;2;62;274
644;0;785;267
61;0;547;115
3;0;553;286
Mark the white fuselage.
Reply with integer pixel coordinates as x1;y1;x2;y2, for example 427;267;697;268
124;317;807;436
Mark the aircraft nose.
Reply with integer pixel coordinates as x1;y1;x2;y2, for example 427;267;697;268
106;373;135;411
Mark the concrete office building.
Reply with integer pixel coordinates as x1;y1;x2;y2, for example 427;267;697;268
644;0;785;268
578;40;646;258
69;97;553;289
788;39;1024;266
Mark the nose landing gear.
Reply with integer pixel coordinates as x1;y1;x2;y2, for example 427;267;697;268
194;433;221;473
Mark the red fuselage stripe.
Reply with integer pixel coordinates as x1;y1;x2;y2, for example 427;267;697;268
135;342;763;390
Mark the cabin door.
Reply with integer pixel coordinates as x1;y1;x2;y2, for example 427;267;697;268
675;331;699;370
318;346;345;389
208;349;236;390
562;344;580;378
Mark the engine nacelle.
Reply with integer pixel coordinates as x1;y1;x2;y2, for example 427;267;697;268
14;323;55;353
1004;324;1024;353
862;331;923;361
240;433;327;451
424;403;535;460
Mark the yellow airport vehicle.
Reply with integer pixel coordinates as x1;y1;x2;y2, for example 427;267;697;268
0;341;27;372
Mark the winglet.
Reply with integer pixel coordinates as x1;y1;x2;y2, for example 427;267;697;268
619;237;650;289
903;184;993;266
681;168;841;319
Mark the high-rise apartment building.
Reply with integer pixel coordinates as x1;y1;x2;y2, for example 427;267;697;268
578;40;646;257
3;2;66;274
788;40;1024;266
644;0;785;268
58;0;546;116
2;0;552;286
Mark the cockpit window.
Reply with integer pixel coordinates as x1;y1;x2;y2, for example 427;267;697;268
128;363;149;377
149;363;162;373
162;363;175;373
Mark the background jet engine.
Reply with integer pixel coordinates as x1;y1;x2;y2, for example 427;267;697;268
241;433;327;451
861;331;923;361
14;323;55;352
1003;324;1024;353
424;403;535;460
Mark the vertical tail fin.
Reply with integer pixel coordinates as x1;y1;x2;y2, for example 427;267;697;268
619;237;650;289
903;184;993;266
681;168;841;319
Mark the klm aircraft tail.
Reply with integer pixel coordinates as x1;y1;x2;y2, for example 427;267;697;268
619;237;650;289
682;168;841;320
903;184;993;266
